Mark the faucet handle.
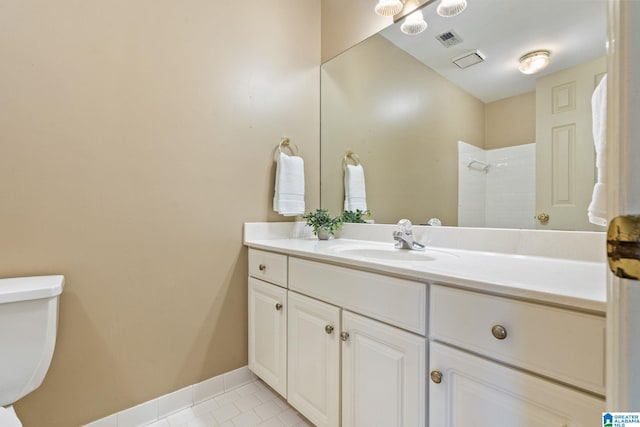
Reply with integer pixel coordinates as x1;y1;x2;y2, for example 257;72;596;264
397;219;413;233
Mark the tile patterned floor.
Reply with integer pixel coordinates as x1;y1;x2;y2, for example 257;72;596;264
145;380;314;427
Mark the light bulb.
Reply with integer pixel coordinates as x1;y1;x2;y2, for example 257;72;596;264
374;0;403;17
437;0;467;17
400;10;427;35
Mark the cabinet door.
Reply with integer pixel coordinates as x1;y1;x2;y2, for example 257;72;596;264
288;292;341;427
429;341;605;427
248;277;287;397
342;311;426;427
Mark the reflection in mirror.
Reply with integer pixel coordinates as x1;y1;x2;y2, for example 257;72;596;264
321;0;607;231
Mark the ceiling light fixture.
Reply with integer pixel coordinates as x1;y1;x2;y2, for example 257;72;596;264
401;10;427;35
518;50;551;74
374;0;403;17
437;0;467;17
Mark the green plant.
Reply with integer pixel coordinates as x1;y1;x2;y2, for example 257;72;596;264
302;208;342;236
341;209;371;224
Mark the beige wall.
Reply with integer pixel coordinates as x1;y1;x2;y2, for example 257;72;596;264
321;35;485;225
0;1;320;426
321;0;392;62
485;92;536;149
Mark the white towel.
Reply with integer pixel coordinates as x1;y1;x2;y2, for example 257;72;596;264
344;164;367;211
273;152;305;216
588;74;607;226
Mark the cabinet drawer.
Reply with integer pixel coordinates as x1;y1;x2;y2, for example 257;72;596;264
430;285;605;395
249;249;287;287
289;257;427;335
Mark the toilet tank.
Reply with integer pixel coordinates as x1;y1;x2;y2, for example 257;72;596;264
0;275;64;407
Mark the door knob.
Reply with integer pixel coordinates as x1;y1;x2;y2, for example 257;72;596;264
259;264;266;271
340;331;349;341
325;325;334;334
275;303;283;311
607;215;640;280
430;370;443;384
536;212;550;224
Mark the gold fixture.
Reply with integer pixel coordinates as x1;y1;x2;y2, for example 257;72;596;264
275;303;283;311
607;215;640;280
325;325;334;334
259;264;266;271
519;50;551;75
343;150;361;171
430;370;443;384
277;137;299;156
340;331;350;341
536;212;550;225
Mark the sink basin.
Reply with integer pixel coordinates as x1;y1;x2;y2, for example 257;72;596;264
330;244;456;262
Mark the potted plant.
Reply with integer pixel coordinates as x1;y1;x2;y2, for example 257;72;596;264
341;209;372;224
303;208;342;240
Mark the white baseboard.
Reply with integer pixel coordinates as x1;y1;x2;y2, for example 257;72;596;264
84;366;257;427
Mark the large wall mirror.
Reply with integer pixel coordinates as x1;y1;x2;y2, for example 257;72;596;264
321;0;607;231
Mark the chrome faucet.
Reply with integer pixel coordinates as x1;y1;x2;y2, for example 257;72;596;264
393;219;426;251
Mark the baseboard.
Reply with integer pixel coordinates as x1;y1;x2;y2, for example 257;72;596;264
84;366;257;427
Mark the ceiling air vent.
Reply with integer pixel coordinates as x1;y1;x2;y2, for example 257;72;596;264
452;50;486;69
435;30;463;48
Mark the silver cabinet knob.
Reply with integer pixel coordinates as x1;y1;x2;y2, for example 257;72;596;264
492;325;508;340
430;370;443;384
340;331;349;341
259;264;266;271
325;325;334;334
275;303;283;311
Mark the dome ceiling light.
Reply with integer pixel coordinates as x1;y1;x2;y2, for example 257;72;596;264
518;50;551;74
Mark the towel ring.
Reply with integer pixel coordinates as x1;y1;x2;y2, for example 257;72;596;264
342;150;361;171
278;138;299;156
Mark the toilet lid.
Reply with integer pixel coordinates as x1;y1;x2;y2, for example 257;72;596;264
0;406;23;427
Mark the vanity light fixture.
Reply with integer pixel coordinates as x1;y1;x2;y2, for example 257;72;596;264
518;50;551;74
400;9;427;35
374;0;404;17
437;0;467;17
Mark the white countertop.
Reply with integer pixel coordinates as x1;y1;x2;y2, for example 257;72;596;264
244;233;607;314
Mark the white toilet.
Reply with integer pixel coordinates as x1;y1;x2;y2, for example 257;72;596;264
0;275;64;427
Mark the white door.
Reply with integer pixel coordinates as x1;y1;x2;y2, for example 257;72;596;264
607;0;640;410
287;291;341;427
429;342;604;426
341;311;426;427
248;277;287;397
535;56;606;230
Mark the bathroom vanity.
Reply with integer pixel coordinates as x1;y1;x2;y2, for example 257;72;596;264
245;222;606;427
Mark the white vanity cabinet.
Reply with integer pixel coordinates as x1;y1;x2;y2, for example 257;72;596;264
247;245;605;427
428;284;606;426
247;250;288;397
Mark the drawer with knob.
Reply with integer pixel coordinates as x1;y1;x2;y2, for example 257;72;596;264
429;284;605;395
289;257;427;335
248;249;288;287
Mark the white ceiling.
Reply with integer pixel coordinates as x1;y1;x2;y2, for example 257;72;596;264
380;0;607;103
